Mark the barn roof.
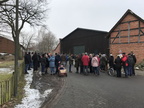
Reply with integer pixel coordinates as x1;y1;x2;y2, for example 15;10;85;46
106;9;144;38
61;28;108;41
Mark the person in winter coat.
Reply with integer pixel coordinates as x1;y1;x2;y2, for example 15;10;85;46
79;53;84;74
130;51;137;75
108;54;114;69
127;53;135;76
69;54;74;72
40;54;47;75
121;53;128;78
74;55;80;73
49;54;55;75
91;54;99;75
45;53;49;74
24;52;30;74
100;54;108;71
115;55;122;77
81;52;90;75
32;52;39;71
89;54;93;73
55;53;61;74
28;52;32;70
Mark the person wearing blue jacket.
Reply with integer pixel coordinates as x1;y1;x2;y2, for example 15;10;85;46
49;54;55;75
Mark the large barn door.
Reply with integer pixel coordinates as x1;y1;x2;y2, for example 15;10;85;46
73;46;85;54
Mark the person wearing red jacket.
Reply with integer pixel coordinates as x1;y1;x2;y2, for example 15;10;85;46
81;52;90;75
121;53;128;78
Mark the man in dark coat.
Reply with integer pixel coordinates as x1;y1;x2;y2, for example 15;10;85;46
24;52;30;74
28;52;32;70
32;52;39;71
108;54;114;69
127;53;135;76
130;51;137;75
55;53;61;74
115;55;122;77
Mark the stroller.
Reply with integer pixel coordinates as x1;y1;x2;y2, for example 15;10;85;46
58;64;67;77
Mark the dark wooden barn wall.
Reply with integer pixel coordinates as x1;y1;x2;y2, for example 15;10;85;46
60;29;109;55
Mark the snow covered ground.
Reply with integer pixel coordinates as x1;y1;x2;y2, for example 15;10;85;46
15;69;52;108
0;68;13;74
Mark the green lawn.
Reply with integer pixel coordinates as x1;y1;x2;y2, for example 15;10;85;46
0;74;12;82
0;60;23;81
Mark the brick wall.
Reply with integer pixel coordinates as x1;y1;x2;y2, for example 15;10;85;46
0;37;15;54
109;12;144;64
110;43;144;63
53;43;60;54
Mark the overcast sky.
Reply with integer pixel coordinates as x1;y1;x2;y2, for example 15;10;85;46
25;0;142;39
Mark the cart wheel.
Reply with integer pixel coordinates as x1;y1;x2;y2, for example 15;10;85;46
65;74;68;77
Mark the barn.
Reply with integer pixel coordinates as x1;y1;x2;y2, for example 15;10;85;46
107;9;144;63
60;28;109;55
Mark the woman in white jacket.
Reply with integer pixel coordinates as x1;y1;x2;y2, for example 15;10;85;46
91;54;100;75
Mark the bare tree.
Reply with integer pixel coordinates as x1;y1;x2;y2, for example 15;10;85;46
20;32;37;51
36;27;58;53
0;0;49;57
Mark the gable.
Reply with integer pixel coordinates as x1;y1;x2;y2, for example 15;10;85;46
108;9;144;44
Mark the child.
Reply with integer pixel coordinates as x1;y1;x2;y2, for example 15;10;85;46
58;64;67;77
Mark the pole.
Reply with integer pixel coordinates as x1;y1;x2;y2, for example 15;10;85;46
14;0;19;97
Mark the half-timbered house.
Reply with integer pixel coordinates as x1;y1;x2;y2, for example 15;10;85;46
107;9;144;63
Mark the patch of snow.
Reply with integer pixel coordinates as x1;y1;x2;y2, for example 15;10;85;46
0;68;13;74
0;53;7;55
15;69;52;108
135;67;139;70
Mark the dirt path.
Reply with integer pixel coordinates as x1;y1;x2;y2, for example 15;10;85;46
31;70;65;108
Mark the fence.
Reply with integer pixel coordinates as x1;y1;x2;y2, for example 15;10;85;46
0;62;24;105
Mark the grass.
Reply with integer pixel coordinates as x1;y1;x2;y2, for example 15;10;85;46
0;60;23;68
0;60;26;107
0;60;23;81
0;74;12;82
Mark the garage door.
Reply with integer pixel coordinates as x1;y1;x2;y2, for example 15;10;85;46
73;46;85;55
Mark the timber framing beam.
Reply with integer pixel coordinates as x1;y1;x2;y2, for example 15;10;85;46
113;27;144;32
120;20;139;24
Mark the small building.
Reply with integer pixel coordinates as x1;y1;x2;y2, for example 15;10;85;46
0;36;25;55
0;36;15;54
107;9;144;63
60;28;109;55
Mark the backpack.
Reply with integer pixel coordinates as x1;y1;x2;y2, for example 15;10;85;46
127;56;134;66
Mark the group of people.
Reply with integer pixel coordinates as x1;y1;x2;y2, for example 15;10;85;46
24;51;137;78
111;52;136;77
24;52;70;75
72;51;137;78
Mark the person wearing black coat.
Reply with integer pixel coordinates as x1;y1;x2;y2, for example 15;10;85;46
55;53;61;74
28;52;32;70
32;52;39;71
108;54;114;68
115;55;122;77
40;54;47;75
24;52;30;74
130;51;137;75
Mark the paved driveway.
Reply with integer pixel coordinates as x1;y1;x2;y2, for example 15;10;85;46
48;66;144;108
